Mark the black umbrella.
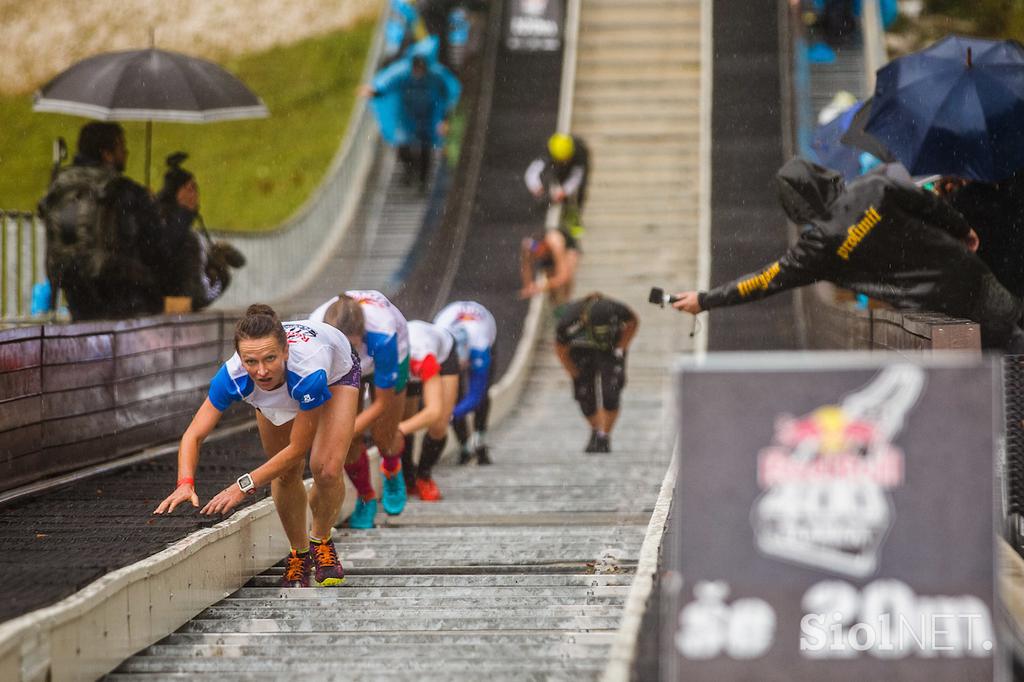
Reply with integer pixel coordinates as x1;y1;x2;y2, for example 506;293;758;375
34;48;269;185
839;97;896;163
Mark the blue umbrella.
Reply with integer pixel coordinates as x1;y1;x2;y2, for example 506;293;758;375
811;101;864;180
865;34;1024;181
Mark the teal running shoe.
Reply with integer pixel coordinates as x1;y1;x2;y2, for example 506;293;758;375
349;497;377;529
380;463;407;516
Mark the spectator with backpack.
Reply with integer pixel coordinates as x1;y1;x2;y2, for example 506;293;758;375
38;122;164;320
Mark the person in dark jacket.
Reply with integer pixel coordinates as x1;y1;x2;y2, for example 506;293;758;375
155;152;202;299
39;122;164;320
671;157;1024;351
947;173;1024;300
154;153;244;311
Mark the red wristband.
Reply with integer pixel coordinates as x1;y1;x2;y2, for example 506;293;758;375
177;477;194;487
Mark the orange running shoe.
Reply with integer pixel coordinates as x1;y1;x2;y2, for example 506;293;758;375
415;477;443;502
280;550;311;588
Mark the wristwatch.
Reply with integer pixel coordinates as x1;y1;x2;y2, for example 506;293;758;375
236;473;256;495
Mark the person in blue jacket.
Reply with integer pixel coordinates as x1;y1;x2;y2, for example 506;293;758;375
362;48;461;190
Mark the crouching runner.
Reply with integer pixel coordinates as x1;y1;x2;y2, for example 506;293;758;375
154;304;360;588
433;300;498;465
394;320;462;500
312;290;411;528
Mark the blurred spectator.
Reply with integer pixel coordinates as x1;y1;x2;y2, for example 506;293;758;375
384;0;428;66
417;0;486;68
671;157;1024;352
155;153;245;311
816;0;857;47
38;122;162;320
947;174;1024;299
363;53;461;190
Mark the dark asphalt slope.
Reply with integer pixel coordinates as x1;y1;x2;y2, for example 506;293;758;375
446;45;561;377
0;427;268;624
396;24;562;378
709;0;798;350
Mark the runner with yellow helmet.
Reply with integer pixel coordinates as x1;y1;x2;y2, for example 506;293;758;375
522;132;590;307
525;132;590;211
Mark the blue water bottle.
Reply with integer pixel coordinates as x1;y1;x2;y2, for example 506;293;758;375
31;280;52;315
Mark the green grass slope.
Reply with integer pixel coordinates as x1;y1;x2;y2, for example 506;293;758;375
0;18;375;232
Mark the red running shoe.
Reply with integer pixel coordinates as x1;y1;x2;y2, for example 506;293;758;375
415;477;443;502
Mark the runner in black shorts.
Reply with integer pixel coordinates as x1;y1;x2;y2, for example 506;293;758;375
433;301;498;465
393;320;461;500
519;225;580;307
554;293;639;453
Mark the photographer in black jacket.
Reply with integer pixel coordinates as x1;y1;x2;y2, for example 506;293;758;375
672;157;1024;351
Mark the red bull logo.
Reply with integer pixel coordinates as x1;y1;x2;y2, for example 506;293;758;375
758;405;904;489
751;365;924;578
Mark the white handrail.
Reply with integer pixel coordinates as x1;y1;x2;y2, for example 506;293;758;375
861;0;887;94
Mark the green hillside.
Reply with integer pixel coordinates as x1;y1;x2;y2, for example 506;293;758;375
0;18;375;232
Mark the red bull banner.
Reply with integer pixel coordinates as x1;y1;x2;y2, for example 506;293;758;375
666;354;1002;680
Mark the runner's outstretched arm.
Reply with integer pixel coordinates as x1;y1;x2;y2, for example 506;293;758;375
399;374;444;436
154;398;222;514
200;408;320;516
554;342;578;379
452;348;491;419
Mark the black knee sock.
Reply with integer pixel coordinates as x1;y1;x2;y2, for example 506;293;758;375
401;433;416;486
418;434;447;480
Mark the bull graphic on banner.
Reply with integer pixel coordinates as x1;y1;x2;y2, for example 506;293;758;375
751;365;925;577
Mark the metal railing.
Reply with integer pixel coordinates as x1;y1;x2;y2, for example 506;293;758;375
0;210;44;320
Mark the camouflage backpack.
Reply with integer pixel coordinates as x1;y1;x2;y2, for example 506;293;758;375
38;165;120;283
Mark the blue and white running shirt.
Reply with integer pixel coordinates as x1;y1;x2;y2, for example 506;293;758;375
433;301;497;419
433;301;496;353
407;320;455;382
310;290;410;389
207;320;354;426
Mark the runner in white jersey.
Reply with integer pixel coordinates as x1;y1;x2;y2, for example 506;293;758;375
433;300;498;465
310;290;411;528
155;305;361;588
392;320;461;500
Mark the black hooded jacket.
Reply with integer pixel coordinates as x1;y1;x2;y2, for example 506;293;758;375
699;159;1022;346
